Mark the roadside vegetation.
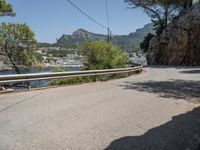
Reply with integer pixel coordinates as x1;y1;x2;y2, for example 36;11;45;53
49;41;137;86
82;41;128;70
0;0;41;74
0;1;140;88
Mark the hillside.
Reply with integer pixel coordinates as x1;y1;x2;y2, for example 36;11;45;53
38;23;154;53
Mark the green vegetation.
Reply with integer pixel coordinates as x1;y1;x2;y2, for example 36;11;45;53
140;33;154;53
49;42;135;86
124;0;193;54
0;23;38;74
52;67;69;72
0;0;15;16
82;41;128;70
0;1;40;74
49;67;93;86
49;67;140;86
124;0;192;34
47;49;69;58
50;76;93;86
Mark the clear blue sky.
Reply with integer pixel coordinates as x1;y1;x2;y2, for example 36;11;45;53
0;0;151;43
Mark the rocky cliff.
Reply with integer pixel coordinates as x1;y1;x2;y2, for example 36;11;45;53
146;3;200;66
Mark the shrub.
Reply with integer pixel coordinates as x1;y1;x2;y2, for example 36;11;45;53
82;41;128;70
49;67;93;86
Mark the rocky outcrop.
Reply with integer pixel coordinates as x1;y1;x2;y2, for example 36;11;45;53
146;3;200;66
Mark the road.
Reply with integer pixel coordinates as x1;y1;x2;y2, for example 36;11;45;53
0;66;200;150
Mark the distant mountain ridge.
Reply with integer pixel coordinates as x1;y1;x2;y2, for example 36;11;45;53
38;23;154;53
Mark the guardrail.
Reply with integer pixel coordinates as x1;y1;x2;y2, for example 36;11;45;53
0;66;143;90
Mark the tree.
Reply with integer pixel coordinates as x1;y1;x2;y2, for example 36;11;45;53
124;0;192;34
174;0;192;9
82;41;128;70
140;33;154;53
0;23;37;73
0;0;15;16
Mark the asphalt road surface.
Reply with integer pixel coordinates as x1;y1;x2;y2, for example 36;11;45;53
0;66;200;150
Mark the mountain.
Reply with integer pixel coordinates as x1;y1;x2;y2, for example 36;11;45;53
112;23;154;52
38;23;154;53
56;28;106;48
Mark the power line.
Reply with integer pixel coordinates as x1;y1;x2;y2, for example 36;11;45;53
105;0;110;28
105;0;111;42
65;0;107;29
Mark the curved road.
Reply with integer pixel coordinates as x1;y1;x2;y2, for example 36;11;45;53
0;67;200;150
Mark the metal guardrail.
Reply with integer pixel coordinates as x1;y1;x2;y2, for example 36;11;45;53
0;66;143;90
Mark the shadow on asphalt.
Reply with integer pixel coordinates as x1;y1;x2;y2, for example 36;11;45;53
119;80;200;103
179;69;200;74
148;65;200;70
104;107;200;150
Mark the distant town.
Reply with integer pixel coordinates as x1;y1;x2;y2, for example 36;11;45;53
0;45;146;71
35;46;146;68
36;47;84;68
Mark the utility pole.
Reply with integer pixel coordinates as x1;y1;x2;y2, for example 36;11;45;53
110;30;112;42
107;28;110;42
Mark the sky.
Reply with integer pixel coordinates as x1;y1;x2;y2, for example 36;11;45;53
0;0;151;43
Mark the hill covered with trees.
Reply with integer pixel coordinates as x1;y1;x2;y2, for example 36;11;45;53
38;23;154;53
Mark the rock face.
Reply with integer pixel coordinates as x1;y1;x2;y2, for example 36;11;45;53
146;3;200;66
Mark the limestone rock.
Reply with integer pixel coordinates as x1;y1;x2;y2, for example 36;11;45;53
146;3;200;66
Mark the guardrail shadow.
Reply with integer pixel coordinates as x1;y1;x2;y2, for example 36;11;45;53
104;106;200;150
119;79;200;103
179;69;200;74
148;65;200;70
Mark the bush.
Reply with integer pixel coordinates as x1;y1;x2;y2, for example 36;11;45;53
48;41;139;86
82;41;128;70
49;67;93;86
52;67;69;72
50;76;93;86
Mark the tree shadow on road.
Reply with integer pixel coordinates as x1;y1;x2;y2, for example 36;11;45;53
104;106;200;150
119;79;200;103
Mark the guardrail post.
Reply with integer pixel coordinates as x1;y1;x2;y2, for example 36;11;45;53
27;81;31;91
95;75;98;82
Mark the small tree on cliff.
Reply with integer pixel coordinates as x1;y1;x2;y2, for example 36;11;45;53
124;0;192;34
0;0;15;16
0;23;37;73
